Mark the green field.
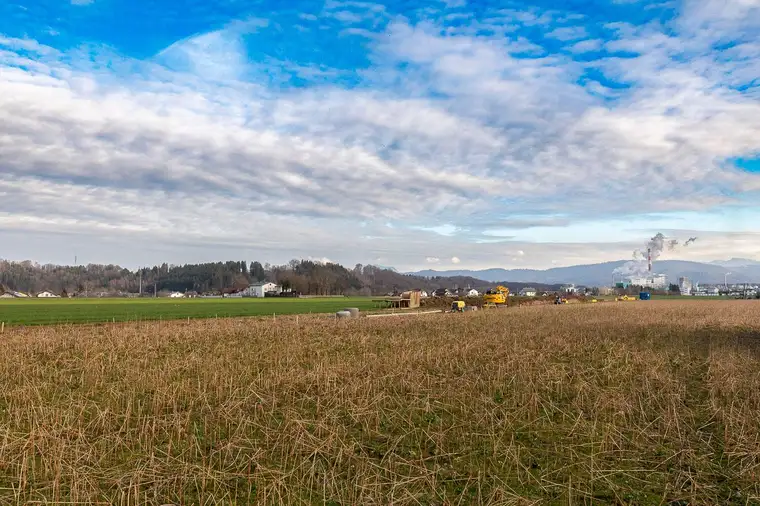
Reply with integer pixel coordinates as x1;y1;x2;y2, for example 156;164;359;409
0;297;381;325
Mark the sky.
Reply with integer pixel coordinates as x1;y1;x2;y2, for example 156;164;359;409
1;0;759;271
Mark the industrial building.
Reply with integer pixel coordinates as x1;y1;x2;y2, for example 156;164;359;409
678;277;693;296
626;274;668;289
624;247;668;289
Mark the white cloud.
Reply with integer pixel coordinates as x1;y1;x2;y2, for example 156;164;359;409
545;26;588;41
426;257;441;263
154;17;269;81
451;256;461;264
567;38;602;53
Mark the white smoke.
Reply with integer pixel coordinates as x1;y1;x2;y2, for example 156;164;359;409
613;233;694;277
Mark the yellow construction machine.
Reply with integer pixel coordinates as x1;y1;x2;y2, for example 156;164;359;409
483;285;509;306
450;300;465;312
616;295;637;302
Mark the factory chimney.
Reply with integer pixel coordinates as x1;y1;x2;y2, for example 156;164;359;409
647;248;652;272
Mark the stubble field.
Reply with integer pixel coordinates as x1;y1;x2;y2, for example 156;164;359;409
1;300;759;504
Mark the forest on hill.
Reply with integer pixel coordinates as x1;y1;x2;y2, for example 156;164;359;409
0;259;530;296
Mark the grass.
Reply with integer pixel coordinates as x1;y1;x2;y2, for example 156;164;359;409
1;300;759;504
0;297;380;326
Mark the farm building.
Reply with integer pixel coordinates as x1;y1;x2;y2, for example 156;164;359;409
0;293;15;298
466;289;479;297
240;282;282;298
519;287;537;297
36;290;60;298
169;292;185;298
375;290;421;309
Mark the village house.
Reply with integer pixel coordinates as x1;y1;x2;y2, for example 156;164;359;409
36;290;60;298
240;282;282;298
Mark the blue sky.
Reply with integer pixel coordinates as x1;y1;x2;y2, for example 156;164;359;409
0;0;759;270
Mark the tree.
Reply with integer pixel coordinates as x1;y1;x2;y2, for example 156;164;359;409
250;261;265;282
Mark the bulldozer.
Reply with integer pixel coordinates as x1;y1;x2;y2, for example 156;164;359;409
483;285;509;307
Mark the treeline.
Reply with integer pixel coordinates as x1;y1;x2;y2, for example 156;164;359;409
0;259;500;296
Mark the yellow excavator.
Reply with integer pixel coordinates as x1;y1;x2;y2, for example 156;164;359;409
483;285;509;306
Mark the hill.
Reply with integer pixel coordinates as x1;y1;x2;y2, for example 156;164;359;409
411;259;760;286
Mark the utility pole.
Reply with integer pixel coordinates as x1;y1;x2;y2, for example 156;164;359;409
139;270;142;296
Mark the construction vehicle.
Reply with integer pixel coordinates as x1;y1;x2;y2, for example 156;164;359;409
450;300;465;312
616;295;637;302
483;285;509;306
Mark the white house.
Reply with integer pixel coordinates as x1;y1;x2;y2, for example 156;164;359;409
467;289;479;297
169;292;185;298
560;284;577;294
240;282;282;298
36;290;60;298
519;287;537;297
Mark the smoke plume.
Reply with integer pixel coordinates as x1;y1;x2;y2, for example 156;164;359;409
613;233;690;278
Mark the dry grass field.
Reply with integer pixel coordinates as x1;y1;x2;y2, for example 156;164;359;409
1;300;759;505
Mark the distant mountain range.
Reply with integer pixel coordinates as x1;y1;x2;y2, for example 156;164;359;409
410;258;760;286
